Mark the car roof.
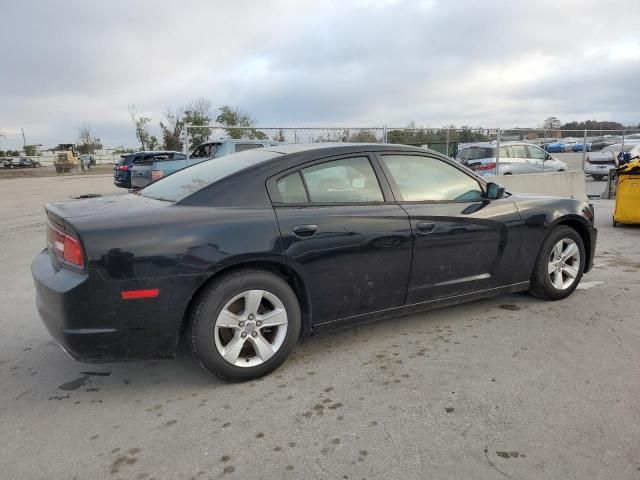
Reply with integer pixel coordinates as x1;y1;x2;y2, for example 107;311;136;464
262;142;431;156
202;139;281;145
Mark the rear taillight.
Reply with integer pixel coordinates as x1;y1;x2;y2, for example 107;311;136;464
47;223;85;269
477;162;497;171
151;170;164;181
117;165;130;171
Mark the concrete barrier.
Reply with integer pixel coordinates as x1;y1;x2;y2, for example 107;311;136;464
488;171;588;202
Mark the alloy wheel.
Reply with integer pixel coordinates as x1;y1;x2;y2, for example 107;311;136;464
547;238;581;290
214;290;288;367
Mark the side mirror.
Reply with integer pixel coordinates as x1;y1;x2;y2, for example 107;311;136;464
486;182;505;200
545;153;552;160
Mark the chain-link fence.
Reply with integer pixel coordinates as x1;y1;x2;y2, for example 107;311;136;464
182;125;640;198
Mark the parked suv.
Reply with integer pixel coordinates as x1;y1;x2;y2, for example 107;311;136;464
456;142;567;176
114;151;185;188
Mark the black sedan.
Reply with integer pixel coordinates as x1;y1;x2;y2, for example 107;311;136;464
32;144;597;381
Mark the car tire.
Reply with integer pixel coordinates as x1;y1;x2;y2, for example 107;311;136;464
188;269;301;381
592;174;605;181
529;226;585;301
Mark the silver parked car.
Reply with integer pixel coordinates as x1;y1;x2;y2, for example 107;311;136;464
585;142;640;180
456;142;567;176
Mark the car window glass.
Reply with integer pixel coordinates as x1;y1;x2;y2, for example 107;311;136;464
139;150;282;202
527;146;547;160
235;143;263;152
498;146;511;158
276;172;308;203
381;155;483;202
301;157;383;203
511;145;529;158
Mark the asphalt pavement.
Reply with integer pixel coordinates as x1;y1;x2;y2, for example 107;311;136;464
1;174;639;480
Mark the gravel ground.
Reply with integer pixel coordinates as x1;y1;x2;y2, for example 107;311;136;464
0;164;115;179
0;175;638;480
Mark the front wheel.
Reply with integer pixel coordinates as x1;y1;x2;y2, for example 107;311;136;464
529;226;585;300
188;269;301;381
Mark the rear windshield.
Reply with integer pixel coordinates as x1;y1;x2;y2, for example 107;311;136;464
139;149;282;202
460;147;495;160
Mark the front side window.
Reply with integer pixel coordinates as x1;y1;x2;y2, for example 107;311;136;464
381;155;483;202
527;145;547;160
300;157;383;203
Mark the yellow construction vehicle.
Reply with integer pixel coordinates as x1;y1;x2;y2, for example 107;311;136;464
53;144;79;173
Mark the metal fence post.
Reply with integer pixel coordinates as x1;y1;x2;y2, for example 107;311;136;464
582;128;587;171
383;125;388;143
183;124;190;154
495;128;501;175
621;130;625;160
446;129;450;157
294;128;298;144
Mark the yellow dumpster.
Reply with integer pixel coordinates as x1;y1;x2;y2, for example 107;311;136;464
613;159;640;227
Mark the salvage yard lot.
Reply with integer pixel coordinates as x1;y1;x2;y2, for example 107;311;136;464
1;175;639;479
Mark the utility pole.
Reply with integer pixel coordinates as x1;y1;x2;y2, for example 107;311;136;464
21;128;27;148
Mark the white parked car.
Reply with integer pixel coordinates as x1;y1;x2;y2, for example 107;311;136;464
456;142;568;176
585;142;640;180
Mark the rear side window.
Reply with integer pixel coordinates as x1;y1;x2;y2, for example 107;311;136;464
301;157;383;203
510;145;529;158
235;143;263;152
276;172;308;203
498;146;511;158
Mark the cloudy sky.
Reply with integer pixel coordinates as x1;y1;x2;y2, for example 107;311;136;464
1;0;639;149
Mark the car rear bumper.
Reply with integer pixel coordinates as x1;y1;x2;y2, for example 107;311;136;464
584;165;614;175
31;249;183;361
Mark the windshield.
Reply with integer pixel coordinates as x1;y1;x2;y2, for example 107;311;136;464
139;149;282;202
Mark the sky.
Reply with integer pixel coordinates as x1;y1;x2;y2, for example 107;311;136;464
1;0;639;149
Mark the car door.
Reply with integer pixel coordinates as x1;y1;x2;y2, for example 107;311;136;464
526;145;550;172
509;144;539;173
376;152;522;304
269;154;413;324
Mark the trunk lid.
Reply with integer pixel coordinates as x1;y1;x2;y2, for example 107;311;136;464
46;193;169;221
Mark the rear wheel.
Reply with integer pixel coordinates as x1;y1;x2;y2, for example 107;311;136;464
188;269;301;381
529;226;585;300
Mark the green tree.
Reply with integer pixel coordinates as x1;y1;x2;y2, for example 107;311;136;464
160;108;184;151
24;144;38;156
129;105;156;150
216;105;266;140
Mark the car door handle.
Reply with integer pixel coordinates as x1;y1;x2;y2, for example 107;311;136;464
415;222;436;234
292;224;318;238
